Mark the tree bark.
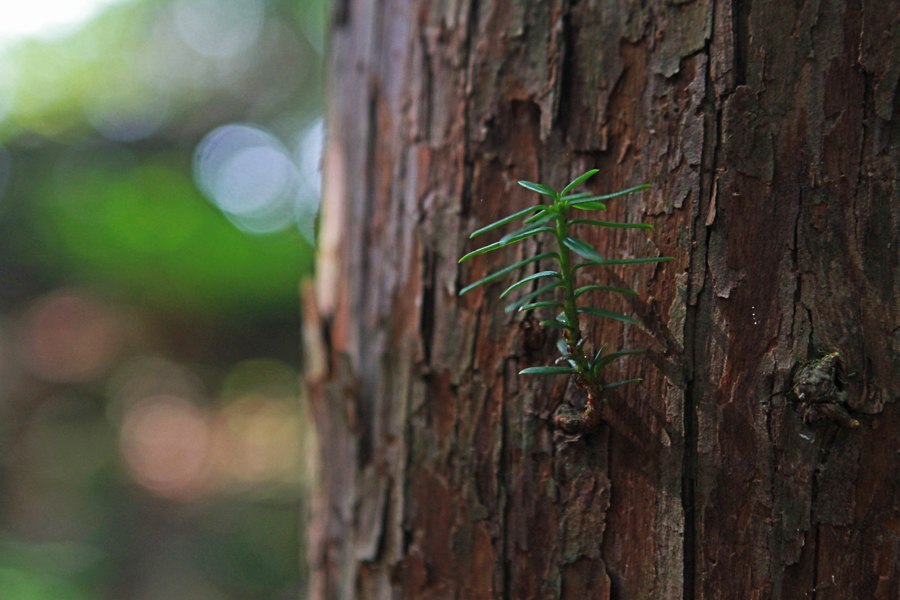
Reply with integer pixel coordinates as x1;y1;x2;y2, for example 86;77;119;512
305;0;899;598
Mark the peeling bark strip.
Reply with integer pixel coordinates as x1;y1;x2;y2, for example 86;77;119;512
307;0;899;598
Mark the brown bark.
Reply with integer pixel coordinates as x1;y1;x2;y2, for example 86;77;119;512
305;0;899;598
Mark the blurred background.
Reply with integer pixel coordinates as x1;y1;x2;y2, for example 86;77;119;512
0;0;326;597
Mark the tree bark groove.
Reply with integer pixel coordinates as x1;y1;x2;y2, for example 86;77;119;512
306;0;899;598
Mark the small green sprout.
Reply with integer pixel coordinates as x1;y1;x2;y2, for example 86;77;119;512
459;169;672;433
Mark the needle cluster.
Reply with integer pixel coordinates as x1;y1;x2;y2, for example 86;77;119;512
459;169;671;431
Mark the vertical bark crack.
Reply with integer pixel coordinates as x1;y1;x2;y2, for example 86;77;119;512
556;0;576;141
681;379;697;600
459;0;481;219
682;0;731;595
419;249;436;365
417;27;434;144
732;0;751;86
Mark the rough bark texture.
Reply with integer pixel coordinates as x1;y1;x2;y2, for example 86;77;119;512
305;0;899;598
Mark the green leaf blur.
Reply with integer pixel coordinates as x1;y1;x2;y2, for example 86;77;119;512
26;150;313;313
0;0;322;317
0;0;325;598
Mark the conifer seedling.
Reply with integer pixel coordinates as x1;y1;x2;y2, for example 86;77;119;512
459;169;672;433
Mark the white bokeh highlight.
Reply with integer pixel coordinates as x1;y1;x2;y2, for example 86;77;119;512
194;122;322;238
0;0;127;47
173;0;265;60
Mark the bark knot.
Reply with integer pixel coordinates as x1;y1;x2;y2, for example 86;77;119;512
790;351;860;428
552;378;604;435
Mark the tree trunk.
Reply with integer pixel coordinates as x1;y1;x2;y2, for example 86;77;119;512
305;0;899;597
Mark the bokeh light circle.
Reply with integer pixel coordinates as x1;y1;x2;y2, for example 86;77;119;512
194;123;302;233
173;0;265;60
17;289;123;383
120;395;211;499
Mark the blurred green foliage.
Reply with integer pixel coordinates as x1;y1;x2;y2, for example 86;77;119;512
26;147;313;313
0;0;323;316
0;0;326;598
